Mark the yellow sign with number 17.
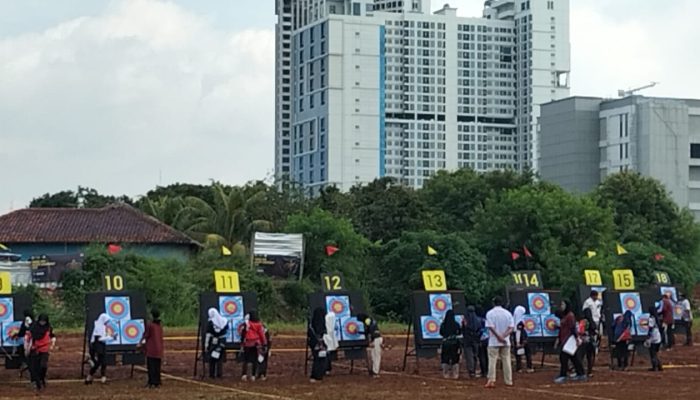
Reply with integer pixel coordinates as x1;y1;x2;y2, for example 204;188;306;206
0;272;10;294
422;270;447;291
584;270;602;286
612;269;635;290
214;270;240;293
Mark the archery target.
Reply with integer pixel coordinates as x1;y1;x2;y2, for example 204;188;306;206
429;294;452;317
635;313;650;336
619;292;642;316
340;317;366;341
105;296;131;321
104;320;121;346
659;286;678;302
120;319;145;345
219;296;244;319
673;304;684;320
527;292;550;315
230;319;246;343
521;314;542;337
0;297;14;323
420;315;442;340
325;295;351;318
542;314;560;337
2;321;22;347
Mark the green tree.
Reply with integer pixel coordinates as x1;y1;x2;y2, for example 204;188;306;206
348;177;432;242
29;186;131;208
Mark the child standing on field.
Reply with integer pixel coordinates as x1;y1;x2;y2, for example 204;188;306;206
240;310;267;381
141;309;164;388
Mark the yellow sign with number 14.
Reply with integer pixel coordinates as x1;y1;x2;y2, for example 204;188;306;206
422;270;447;291
214;270;240;293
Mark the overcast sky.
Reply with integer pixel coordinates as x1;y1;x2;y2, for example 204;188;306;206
2;0;699;213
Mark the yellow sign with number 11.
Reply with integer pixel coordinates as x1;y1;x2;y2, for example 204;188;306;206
422;270;447;291
214;270;240;293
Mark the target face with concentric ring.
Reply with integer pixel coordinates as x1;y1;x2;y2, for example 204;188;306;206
105;296;131;321
0;297;14;322
522;315;542;337
120;319;145;345
429;294;452;317
104;320;120;345
218;296;244;319
420;315;442;340
2;321;22;346
341;317;366;341
542;315;560;337
325;295;350;318
527;292;550;315
619;293;641;315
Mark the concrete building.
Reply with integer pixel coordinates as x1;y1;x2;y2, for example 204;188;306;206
539;95;700;218
274;0;571;192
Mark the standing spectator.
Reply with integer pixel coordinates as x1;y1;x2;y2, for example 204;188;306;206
85;313;115;384
554;300;586;384
611;311;633;370
205;308;229;379
323;310;339;375
240;310;267;381
439;310;462;379
646;305;663;371
581;290;602;332
357;313;382;377
257;324;271;381
658;293;675;349
307;308;328;383
679;293;693;346
26;314;55;391
484;296;514;389
512;306;534;373
141;309;164;388
576;308;597;377
476;306;489;379
461;306;482;379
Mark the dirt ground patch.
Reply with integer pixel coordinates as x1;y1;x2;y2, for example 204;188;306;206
1;330;698;399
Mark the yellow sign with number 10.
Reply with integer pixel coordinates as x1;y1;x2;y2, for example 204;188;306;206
214;270;240;293
584;270;602;286
612;269;635;290
0;272;10;294
422;270;447;291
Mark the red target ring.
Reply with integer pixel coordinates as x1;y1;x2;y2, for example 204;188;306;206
545;318;557;331
123;322;142;340
0;304;7;319
424;319;439;334
7;325;19;337
345;321;359;335
524;319;536;332
331;300;346;314
223;300;238;316
624;297;637;310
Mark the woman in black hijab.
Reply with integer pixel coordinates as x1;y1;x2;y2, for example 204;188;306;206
27;314;55;391
307;307;328;382
439;309;462;379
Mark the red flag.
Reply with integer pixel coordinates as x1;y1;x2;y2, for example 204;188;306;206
523;246;533;258
107;244;122;255
654;253;664;261
511;251;520;261
325;245;339;257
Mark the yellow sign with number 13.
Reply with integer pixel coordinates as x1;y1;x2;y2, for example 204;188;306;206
422;270;447;291
214;270;240;293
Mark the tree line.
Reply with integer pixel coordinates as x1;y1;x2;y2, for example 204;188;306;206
26;170;700;325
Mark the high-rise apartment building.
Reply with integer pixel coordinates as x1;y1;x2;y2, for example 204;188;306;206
274;0;570;192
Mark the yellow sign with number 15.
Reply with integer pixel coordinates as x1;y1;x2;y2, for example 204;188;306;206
612;269;635;290
214;270;240;293
0;272;10;294
422;270;447;291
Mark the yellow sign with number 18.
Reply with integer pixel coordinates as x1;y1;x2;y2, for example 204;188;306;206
422;270;447;291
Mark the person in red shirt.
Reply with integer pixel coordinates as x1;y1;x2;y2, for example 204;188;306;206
554;300;585;384
240;310;267;381
141;309;164;388
25;314;56;391
658;293;675;349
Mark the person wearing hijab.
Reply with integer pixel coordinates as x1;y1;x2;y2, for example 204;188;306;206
439;309;462;379
205;308;229;379
26;314;55;391
141;309;164;388
646;305;663;371
461;306;482;378
475;306;489;378
323;310;339;375
307;307;328;382
512;305;534;373
85;313;115;384
554;300;585;384
612;310;633;371
240;310;267;381
576;308;597;376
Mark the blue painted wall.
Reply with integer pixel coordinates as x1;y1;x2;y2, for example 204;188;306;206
6;243;195;262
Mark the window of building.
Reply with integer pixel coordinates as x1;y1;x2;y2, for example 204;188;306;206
310;27;315;43
299;98;304;112
299;31;304;47
547;1;554;10
321;22;326;38
310;94;314;108
691;144;700;159
353;2;361;15
321;90;326;105
329;5;336;14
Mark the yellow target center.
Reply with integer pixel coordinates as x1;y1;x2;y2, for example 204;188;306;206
113;304;123;313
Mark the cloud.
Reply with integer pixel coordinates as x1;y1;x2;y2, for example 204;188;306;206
0;0;274;212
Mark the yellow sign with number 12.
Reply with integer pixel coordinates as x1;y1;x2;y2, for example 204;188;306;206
422;270;447;291
612;269;635;290
0;272;10;294
214;270;240;293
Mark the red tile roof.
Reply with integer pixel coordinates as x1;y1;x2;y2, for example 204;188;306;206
0;204;196;245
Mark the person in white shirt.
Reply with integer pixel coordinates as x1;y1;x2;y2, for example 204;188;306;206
581;290;602;327
484;296;514;388
646;305;663;371
679;293;693;346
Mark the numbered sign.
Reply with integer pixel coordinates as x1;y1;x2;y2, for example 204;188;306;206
583;270;602;286
214;270;240;293
511;270;542;288
653;271;671;285
612;269;635;290
321;272;345;292
102;274;125;292
0;271;11;294
422;270;447;292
